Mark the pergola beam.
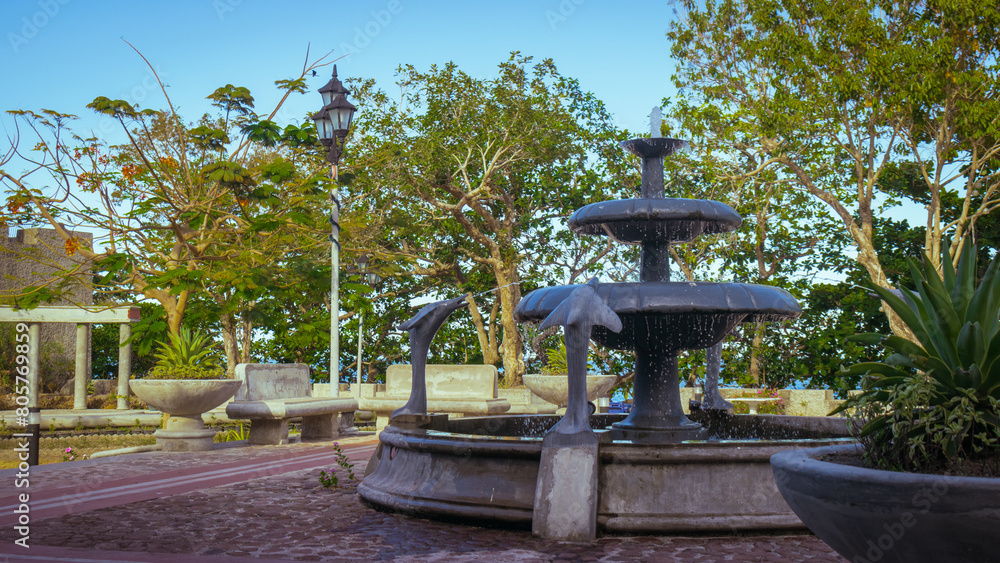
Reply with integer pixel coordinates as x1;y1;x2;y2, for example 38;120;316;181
0;305;141;324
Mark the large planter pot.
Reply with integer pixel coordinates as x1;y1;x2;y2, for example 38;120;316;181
130;379;242;452
771;443;1000;563
522;374;617;408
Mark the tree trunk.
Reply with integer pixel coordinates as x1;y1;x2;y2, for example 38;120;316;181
853;236;918;342
219;313;239;377
239;311;253;364
156;290;188;336
748;321;764;386
495;267;525;387
467;295;501;364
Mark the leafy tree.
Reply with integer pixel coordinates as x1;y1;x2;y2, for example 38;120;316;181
0;48;339;375
723;215;925;391
344;54;633;385
91;302;170;379
668;0;1000;340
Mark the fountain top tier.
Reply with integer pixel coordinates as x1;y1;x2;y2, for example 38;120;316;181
515;130;801;332
569;198;741;245
569;137;743;245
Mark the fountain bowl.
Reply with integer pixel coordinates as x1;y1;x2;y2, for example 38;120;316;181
522;374;618;407
358;412;855;533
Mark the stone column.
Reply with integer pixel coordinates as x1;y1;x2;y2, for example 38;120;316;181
117;323;131;409
27;323;40;409
74;323;88;410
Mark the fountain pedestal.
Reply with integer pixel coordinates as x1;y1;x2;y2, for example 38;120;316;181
611;350;707;442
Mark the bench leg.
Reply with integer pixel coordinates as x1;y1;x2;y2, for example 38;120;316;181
302;414;339;441
248;419;289;445
338;412;355;433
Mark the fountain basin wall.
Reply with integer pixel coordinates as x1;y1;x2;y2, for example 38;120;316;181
358;414;855;533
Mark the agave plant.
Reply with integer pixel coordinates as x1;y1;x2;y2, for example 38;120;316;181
834;239;1000;472
146;327;226;380
541;342;569;375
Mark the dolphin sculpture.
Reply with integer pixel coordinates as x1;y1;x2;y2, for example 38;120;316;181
392;294;470;419
532;278;622;542
539;278;622;438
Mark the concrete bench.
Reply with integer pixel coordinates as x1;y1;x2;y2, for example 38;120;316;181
360;364;510;429
226;363;358;445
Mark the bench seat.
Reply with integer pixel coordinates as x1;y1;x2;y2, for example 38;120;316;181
225;364;358;445
358;364;510;429
227;397;358;419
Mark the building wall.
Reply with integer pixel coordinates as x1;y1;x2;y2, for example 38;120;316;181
0;228;94;393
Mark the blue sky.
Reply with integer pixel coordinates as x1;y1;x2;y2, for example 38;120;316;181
1;1;680;143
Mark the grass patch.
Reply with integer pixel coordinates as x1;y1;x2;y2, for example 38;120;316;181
0;433;156;468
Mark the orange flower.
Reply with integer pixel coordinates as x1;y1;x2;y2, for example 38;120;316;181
64;237;79;256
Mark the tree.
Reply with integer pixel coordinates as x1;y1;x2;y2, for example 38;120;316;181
668;0;1000;339
724;216;924;392
0;46;339;375
344;54;632;385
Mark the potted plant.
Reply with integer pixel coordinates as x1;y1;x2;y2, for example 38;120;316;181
771;240;1000;563
523;341;618;410
130;327;242;452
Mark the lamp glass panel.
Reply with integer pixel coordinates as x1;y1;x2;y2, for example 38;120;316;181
331;107;347;131
335;107;356;132
311;114;324;137
315;116;333;140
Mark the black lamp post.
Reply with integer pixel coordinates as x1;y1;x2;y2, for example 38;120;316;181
313;65;357;395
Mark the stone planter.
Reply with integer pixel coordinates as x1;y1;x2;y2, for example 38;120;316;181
771;443;1000;563
129;379;242;452
522;374;617;407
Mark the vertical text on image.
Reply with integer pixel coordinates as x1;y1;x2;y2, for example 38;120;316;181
12;322;33;548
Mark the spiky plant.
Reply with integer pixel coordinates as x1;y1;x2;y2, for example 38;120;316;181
541;342;569;375
146;327;226;380
834;239;1000;473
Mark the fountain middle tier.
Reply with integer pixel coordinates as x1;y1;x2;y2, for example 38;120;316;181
516;281;800;350
515;281;801;442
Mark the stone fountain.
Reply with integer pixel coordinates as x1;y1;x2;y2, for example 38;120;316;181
358;111;853;537
514;122;800;442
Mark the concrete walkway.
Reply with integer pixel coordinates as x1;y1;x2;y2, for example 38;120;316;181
0;435;846;562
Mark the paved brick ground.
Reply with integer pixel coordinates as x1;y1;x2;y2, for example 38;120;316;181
0;435;846;562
